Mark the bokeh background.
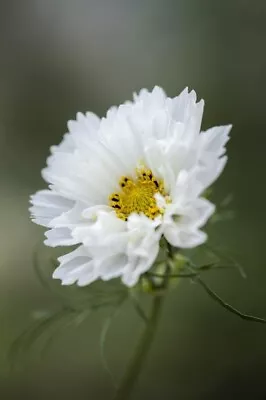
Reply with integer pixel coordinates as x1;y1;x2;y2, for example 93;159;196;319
0;0;266;399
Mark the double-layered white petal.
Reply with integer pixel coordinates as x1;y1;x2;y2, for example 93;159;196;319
30;87;231;287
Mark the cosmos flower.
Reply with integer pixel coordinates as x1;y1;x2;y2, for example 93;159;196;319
30;87;231;287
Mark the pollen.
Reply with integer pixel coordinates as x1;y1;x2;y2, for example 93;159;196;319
109;167;170;221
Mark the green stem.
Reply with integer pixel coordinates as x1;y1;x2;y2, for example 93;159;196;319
112;293;165;400
112;244;173;400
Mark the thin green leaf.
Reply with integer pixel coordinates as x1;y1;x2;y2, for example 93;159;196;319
130;297;148;324
204;244;247;279
146;271;197;279
220;193;234;207
195;277;266;324
100;297;127;388
211;210;235;223
33;250;74;303
100;316;118;388
9;307;76;371
40;309;92;359
190;261;246;278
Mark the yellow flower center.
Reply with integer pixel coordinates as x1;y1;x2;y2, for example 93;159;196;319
109;167;169;221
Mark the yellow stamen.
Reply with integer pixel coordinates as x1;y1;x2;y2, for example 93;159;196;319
109;167;170;221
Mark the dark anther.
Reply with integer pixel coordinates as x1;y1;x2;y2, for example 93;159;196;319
124;177;128;182
112;197;119;202
121;183;125;187
113;204;121;209
154;180;159;188
149;173;152;179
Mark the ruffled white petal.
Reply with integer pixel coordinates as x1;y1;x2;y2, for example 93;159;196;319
97;254;128;281
44;227;78;247
29;190;74;227
72;210;127;258
167;87;204;139
53;246;97;286
196;125;231;188
164;227;207;248
163;197;215;248
122;214;161;287
200;125;231;157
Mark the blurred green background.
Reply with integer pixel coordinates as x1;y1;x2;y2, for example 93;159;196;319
0;0;266;399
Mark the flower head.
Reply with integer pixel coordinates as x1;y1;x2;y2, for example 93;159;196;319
30;87;231;287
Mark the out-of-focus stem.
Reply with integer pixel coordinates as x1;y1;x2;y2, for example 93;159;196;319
112;246;173;400
112;293;164;400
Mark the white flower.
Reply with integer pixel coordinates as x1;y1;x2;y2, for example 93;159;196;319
30;87;231;287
